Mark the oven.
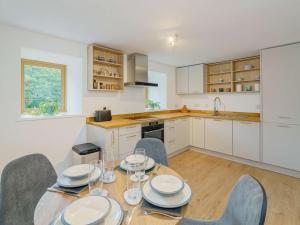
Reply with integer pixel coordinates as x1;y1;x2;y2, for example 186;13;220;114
141;121;164;142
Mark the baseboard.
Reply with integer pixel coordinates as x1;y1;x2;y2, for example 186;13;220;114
168;147;189;158
173;146;300;178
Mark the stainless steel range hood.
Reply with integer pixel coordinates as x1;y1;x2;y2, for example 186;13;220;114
124;53;158;87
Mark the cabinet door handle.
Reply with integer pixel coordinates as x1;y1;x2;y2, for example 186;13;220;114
277;125;291;128
111;132;113;145
127;125;137;129
112;131;115;144
278;116;292;119
127;134;137;139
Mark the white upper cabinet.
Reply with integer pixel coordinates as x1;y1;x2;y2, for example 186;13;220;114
176;67;189;94
190;117;205;148
261;43;300;124
205;118;233;155
176;64;204;95
263;122;300;171
233;121;260;161
188;64;204;94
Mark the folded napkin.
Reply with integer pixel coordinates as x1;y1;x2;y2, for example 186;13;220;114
141;200;183;217
52;183;88;194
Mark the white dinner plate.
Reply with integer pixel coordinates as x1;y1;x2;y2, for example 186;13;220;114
52;197;123;225
142;180;192;208
62;196;111;225
57;168;100;188
125;154;147;164
120;157;155;172
150;174;184;195
63;164;93;179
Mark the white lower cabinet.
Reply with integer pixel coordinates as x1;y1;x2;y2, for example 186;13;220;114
164;118;190;155
190;117;205;148
263;123;300;171
205;118;233;155
233;121;260;161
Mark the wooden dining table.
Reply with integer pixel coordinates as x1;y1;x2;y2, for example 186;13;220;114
34;164;188;225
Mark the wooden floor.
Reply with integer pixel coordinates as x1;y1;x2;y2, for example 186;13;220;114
169;150;300;225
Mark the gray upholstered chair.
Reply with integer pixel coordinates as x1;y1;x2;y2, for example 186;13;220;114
134;138;168;166
180;175;267;225
0;153;57;225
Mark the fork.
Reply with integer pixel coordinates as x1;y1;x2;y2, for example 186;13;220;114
143;210;182;220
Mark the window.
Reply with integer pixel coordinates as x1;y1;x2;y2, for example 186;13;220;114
145;71;167;110
21;59;66;114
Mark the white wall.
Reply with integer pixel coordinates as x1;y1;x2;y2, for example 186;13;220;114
180;93;260;112
0;24;87;174
83;60;179;116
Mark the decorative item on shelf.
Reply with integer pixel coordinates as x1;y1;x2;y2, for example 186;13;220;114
113;72;117;77
245;85;252;92
237;77;244;81
219;78;224;83
93;80;98;89
99;82;104;89
180;105;189;113
254;83;260;92
236;84;242;92
211;88;216;92
105;84;111;90
107;57;117;63
96;55;105;61
226;88;231;92
219;88;224;92
255;75;260;80
244;64;254;70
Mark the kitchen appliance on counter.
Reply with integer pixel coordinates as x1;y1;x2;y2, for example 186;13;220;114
133;117;164;142
95;107;112;122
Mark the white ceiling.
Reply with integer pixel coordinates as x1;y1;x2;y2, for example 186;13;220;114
1;0;300;66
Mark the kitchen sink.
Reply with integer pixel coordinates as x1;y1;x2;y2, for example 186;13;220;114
208;114;249;119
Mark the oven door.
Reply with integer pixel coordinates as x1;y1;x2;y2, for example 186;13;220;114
142;125;164;142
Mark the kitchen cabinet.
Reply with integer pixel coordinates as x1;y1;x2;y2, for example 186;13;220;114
176;64;204;95
188;65;204;94
87;124;141;160
118;131;141;160
205;118;233;155
261;43;300;124
176;67;189;94
164;118;189;155
87;125;119;158
190;117;205;148
263;123;300;171
176;117;190;149
233;121;260;161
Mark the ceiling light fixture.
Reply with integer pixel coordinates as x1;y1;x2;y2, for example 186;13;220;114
168;35;177;47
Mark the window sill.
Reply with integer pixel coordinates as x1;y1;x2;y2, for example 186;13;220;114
17;113;85;122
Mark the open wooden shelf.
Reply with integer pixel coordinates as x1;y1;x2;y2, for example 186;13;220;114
205;55;260;93
93;59;122;67
88;44;124;91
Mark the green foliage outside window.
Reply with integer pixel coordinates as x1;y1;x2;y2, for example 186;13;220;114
22;59;66;115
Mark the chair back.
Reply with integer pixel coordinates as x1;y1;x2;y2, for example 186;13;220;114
220;175;267;225
0;154;57;225
135;138;168;166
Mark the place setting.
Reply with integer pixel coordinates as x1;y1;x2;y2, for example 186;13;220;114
120;150;192;220
49;151;125;225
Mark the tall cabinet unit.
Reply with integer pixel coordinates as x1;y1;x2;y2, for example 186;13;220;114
261;43;300;171
176;64;204;94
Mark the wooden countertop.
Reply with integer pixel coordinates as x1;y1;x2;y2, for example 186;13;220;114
87;110;260;128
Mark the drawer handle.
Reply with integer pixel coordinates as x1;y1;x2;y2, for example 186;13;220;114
127;134;137;138
213;119;222;122
278;116;292;119
127;126;137;129
277;125;291;128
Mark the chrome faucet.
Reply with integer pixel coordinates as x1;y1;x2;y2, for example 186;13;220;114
213;97;222;114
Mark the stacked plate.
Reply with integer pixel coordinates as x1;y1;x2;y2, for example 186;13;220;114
52;196;124;225
57;164;100;188
142;174;192;208
119;155;155;172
